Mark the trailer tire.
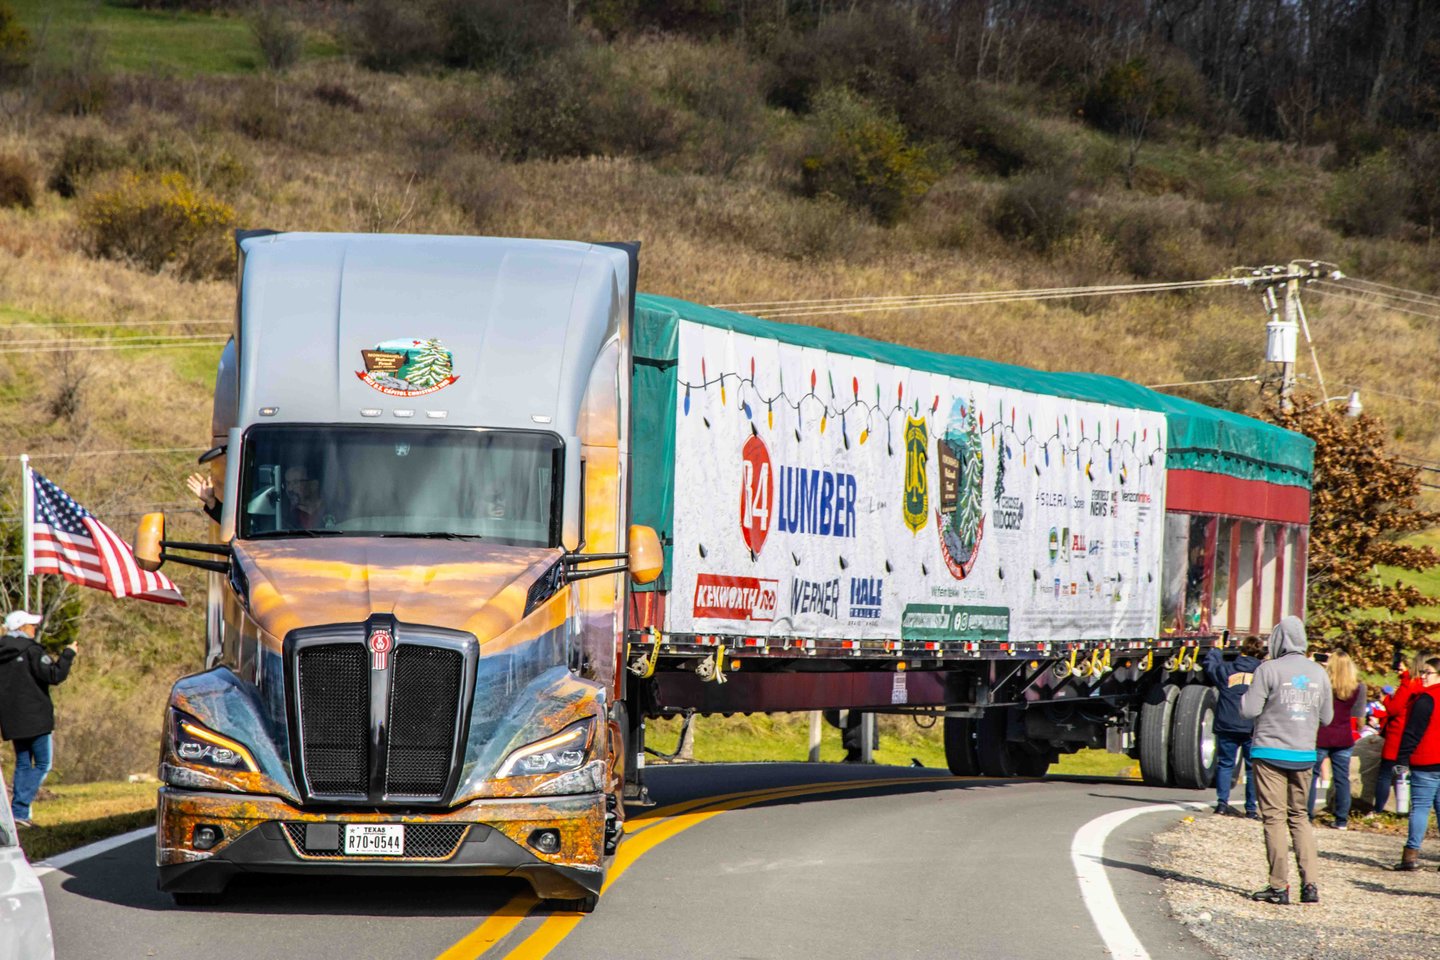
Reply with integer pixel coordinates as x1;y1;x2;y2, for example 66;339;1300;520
1139;683;1180;786
943;716;979;776
1016;746;1055;778
977;709;1021;778
1170;684;1219;790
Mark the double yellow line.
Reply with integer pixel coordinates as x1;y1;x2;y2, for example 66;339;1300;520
436;775;965;960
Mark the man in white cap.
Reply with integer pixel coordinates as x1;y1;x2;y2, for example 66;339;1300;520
0;610;78;828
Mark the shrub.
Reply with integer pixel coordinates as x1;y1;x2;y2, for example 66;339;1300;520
79;171;235;280
767;8;941;115
312;82;363;111
47;134;125;198
659;40;768;176
39;28;110;116
1326;151;1408;238
0;153;36;209
988;171;1079;252
0;0;30;82
434;0;574;72
799;87;943;226
906;76;1059;176
349;0;441;71
250;5;304;73
437;154;517;229
501;47;683;162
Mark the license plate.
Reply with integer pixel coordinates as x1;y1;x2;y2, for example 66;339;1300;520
344;824;404;856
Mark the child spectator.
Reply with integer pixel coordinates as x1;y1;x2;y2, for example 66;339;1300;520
1204;635;1265;818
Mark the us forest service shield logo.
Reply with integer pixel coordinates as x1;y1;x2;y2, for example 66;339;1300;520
903;416;929;533
937;398;984;580
357;338;459;397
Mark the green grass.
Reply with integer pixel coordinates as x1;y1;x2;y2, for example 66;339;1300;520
11;780;156;862
9;0;339;77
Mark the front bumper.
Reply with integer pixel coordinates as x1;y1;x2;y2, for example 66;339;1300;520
156;787;606;900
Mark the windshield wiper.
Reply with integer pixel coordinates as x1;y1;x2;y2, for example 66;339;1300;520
378;532;482;540
246;529;346;539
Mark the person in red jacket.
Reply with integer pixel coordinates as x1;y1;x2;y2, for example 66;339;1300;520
1376;653;1429;812
1393;657;1440;872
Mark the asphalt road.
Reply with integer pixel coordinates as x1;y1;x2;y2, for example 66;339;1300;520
42;765;1218;960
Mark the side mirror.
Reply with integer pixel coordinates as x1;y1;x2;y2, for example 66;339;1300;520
136;513;166;572
628;525;663;585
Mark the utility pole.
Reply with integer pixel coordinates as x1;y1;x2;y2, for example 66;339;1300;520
1253;261;1340;411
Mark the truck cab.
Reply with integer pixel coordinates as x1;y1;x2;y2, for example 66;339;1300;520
140;233;657;910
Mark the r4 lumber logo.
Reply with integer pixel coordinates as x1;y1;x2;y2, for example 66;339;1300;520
693;574;779;622
739;434;858;557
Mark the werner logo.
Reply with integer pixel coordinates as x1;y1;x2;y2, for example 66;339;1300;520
849;577;884;619
791;577;841;618
694;574;778;621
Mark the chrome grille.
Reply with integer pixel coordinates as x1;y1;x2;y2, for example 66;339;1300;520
296;643;370;797
385;645;464;798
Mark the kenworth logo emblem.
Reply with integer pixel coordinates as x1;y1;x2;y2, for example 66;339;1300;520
368;628;394;670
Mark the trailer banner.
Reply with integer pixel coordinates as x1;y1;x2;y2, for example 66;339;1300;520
667;320;1170;644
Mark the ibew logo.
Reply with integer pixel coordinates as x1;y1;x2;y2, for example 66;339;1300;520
791;577;841;618
849;577;884;619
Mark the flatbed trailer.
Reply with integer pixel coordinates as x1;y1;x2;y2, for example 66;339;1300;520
619;295;1314;787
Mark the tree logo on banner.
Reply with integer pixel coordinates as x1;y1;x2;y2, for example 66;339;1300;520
357;337;459;397
903;416;929;533
739;434;773;556
937;398;984;579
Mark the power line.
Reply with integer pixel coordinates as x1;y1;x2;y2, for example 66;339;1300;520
1146;375;1261;389
0;332;230;348
1338;276;1440;305
1308;286;1440;321
0;338;227;355
1;447;207;460
0;319;229;333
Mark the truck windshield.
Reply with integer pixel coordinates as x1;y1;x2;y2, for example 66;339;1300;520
237;426;563;546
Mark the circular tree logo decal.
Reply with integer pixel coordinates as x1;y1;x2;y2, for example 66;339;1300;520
357;338;459;397
936;397;984;579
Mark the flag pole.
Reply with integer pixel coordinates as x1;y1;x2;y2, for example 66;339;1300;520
20;453;31;610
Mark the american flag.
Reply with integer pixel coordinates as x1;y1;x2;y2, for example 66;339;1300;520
26;470;185;606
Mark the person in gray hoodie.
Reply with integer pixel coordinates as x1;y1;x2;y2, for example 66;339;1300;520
1240;616;1333;905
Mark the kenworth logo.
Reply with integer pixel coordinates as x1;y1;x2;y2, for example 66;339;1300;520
693;574;779;621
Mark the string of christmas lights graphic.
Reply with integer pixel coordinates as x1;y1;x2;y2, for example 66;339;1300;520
679;358;1167;480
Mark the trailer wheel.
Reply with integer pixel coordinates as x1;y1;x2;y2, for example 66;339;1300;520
1016;746;1055;778
942;716;979;776
1138;683;1180;786
976;709;1021;777
1170;685;1219;790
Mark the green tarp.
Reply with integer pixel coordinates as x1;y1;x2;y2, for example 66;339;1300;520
630;293;1314;580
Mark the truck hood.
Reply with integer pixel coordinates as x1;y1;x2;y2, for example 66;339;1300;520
234;537;560;646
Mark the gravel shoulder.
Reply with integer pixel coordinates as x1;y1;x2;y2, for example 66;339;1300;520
1152;813;1440;960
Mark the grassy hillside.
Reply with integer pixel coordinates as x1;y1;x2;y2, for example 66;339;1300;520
1;2;1438;782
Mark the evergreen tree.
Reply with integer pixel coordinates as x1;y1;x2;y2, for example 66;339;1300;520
403;338;453;389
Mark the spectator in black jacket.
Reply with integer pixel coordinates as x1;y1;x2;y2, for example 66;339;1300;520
1204;635;1266;818
0;610;78;827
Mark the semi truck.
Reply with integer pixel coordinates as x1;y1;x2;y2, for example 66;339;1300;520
137;231;1314;910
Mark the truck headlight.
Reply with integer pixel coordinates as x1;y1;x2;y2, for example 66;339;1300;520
497;719;593;778
171;712;259;773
